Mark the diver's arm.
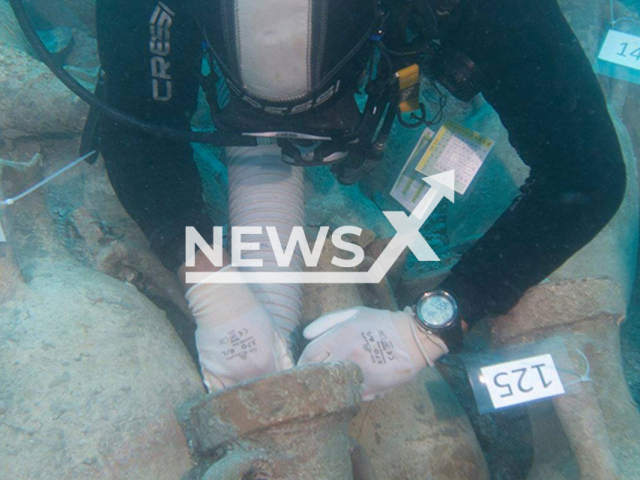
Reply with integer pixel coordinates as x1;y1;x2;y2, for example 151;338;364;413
96;0;214;271
437;0;626;327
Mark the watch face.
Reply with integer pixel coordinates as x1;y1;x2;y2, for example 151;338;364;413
417;293;456;328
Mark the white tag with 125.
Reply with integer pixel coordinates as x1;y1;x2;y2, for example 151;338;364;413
480;354;565;409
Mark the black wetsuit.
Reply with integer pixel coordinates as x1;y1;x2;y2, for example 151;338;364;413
96;0;625;331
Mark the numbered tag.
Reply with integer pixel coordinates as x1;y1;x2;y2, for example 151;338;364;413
598;30;640;70
595;30;640;85
480;354;565;410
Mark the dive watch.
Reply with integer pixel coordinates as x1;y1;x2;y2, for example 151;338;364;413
413;290;464;351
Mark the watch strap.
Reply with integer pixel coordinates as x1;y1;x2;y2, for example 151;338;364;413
436;320;464;353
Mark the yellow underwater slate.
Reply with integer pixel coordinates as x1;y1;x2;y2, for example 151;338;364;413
390;127;436;212
416;120;494;195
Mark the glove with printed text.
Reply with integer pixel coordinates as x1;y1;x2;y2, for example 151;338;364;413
298;306;448;401
185;267;294;391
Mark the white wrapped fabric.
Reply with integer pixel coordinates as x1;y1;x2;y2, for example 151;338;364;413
227;145;305;349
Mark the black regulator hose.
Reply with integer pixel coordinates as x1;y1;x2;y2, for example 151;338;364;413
8;0;257;146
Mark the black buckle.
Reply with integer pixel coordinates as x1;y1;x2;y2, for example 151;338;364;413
280;139;349;167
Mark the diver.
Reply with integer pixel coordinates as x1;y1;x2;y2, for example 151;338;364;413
92;0;625;399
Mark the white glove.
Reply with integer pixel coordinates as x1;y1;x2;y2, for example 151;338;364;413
185;267;294;391
298;307;448;401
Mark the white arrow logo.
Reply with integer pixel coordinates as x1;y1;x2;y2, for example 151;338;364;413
186;170;455;284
